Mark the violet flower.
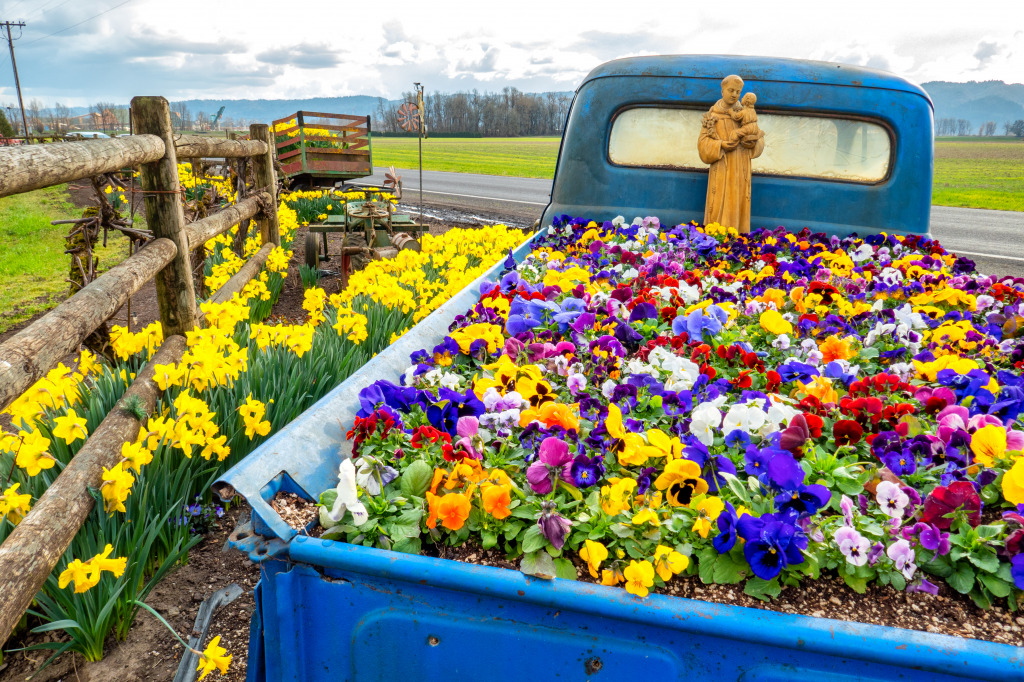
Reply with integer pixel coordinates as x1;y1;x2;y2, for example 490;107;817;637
526;437;572;494
537;500;572;550
840;495;855;526
886;539;917;580
835;526;869;566
875;481;909;519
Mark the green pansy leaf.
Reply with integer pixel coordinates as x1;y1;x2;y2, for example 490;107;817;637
743;577;782;601
399;459;433;498
521;550;557;579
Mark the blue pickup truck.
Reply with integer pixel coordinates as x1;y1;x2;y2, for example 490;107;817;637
541;54;934;238
216;57;1022;682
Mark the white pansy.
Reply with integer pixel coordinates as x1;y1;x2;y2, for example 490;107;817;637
689;402;723;446
601;379;617;399
722;403;767;435
439;372;463;390
850;244;874;262
328;459;368;524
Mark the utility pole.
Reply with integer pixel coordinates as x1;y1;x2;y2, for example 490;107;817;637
1;21;29;143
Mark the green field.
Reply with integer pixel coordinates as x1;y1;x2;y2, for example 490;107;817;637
0;186;129;333
933;140;1024;211
373;136;1024;212
371;136;560;178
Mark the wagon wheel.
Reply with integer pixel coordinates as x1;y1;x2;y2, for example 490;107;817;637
342;232;370;273
305;232;320;270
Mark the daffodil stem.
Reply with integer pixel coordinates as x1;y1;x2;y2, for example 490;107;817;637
130;600;193;651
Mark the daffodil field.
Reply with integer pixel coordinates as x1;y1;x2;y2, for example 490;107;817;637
322;216;1024;616
0;165;526;668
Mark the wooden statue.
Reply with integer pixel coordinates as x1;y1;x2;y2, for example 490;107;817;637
698;75;766;233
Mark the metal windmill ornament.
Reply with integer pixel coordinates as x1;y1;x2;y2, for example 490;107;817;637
397;102;419;132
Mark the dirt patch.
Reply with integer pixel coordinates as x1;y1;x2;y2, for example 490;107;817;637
426;541;1022;645
0;504;259;682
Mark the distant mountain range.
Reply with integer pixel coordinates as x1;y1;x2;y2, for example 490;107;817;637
59;82;1024;132
922;81;1024;131
65;96;395;123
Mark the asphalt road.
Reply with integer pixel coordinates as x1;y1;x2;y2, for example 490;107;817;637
364;167;1023;277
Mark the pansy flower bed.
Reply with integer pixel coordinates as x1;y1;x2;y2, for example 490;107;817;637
318;216;1024;637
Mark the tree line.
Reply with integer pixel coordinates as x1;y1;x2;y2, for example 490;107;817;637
934;117;1024;137
0;100;249;136
375;87;572;136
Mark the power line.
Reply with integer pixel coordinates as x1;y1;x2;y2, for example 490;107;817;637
23;0;132;45
1;21;28;137
18;0;76;24
18;0;71;22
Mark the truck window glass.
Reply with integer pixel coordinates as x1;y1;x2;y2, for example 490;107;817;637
608;107;891;183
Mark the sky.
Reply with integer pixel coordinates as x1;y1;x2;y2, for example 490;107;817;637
0;0;1022;107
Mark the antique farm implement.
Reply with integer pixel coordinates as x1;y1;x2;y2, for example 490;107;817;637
304;176;427;284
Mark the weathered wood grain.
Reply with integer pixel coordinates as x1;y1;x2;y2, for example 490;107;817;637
249;124;280;245
174;135;268;159
0;135;164;199
184;192;269;251
132;96;198;337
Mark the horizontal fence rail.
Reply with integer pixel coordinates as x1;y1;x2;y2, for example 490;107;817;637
0;135;165;199
0;238;178;412
209;242;275;305
0;97;282;647
175;135;268;160
184;192;269;250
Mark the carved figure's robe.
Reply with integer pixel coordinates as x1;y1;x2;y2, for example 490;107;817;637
698;99;765;233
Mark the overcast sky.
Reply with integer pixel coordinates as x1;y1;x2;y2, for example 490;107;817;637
1;0;1022;107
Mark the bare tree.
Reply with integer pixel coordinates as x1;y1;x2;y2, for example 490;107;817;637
984;121;997;136
195;111;208;131
52;102;70;134
170;101;191;131
27;99;46;134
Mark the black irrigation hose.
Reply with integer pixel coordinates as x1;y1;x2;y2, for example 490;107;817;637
172;583;244;682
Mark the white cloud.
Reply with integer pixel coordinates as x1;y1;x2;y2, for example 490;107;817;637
0;0;1022;105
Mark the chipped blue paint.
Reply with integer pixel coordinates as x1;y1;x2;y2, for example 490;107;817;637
243;539;1023;681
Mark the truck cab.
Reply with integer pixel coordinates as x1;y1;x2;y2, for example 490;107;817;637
540;55;934;237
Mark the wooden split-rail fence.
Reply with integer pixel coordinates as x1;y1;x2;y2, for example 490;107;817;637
0;96;281;645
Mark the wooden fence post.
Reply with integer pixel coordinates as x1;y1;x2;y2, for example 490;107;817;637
131;96;197;336
250;123;280;245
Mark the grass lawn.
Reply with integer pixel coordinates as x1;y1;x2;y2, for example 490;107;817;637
0;185;130;333
371;136;560;178
933;140;1024;212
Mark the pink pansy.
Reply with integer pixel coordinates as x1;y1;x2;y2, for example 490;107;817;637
454;416;482;460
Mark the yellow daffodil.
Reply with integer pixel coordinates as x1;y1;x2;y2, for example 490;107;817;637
121;440;153;474
52;409;88;444
0;483;32;524
101;462;135;514
14;430;54;476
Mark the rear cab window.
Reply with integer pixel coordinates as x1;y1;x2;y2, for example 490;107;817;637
608;106;893;184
